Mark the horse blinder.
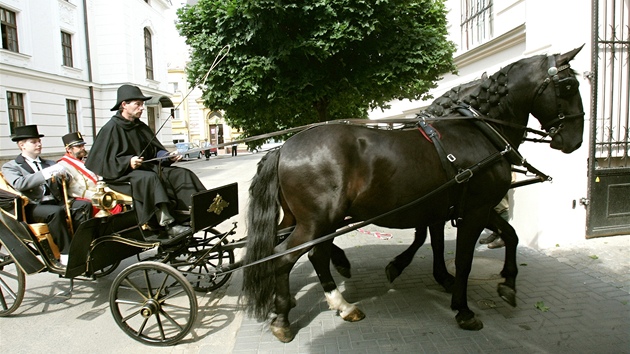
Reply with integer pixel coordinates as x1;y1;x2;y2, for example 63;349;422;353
539;57;583;137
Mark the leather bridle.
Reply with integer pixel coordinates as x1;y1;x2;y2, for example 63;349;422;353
534;54;584;138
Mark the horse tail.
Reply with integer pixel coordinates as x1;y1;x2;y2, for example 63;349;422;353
243;149;281;320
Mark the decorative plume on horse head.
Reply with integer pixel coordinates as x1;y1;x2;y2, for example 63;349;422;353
243;47;585;343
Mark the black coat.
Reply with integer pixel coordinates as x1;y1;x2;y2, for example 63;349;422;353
86;114;205;225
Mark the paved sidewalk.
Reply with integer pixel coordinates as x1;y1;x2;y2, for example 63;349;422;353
228;225;630;353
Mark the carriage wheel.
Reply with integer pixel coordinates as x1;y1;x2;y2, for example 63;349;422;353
109;261;197;346
173;233;235;292
0;244;26;317
92;260;121;278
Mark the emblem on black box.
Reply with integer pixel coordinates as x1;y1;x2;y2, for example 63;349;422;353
208;194;229;215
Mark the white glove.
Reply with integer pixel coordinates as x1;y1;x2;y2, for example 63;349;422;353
41;164;68;180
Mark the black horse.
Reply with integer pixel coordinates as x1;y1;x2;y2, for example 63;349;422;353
330;75;491;290
243;47;585;342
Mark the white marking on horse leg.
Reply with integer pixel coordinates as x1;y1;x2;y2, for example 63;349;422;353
325;289;356;318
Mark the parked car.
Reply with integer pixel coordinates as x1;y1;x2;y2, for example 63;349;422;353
202;144;218;157
176;142;202;160
249;139;284;153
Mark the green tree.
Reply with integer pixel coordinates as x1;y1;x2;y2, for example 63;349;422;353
178;0;456;138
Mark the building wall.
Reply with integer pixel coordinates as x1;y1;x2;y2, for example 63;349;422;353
369;0;593;248
0;0;175;161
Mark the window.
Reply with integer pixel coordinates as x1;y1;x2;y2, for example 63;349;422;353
61;31;73;67
144;28;154;80
66;99;78;132
170;81;179;93
7;91;25;134
173;108;181;119
460;0;493;50
1;7;19;52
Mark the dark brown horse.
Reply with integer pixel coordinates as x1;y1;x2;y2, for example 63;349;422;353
243;47;585;342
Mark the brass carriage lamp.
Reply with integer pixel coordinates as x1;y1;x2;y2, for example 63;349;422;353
91;180;118;217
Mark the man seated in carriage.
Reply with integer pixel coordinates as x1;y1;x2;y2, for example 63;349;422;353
2;125;93;265
85;85;206;238
56;132;123;216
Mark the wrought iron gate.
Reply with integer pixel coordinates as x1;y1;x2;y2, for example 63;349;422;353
586;0;630;237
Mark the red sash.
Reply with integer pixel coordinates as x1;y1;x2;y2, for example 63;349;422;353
58;155;98;185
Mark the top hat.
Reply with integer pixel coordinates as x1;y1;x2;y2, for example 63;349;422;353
11;125;44;142
111;84;152;111
62;131;86;148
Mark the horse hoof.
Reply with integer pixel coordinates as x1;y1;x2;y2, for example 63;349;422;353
497;283;517;307
335;265;352;278
341;307;366;322
271;324;295;343
385;263;401;283
456;315;484;331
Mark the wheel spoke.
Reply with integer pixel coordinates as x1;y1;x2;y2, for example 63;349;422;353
134;317;149;337
0;289;8;310
121;308;144;323
155;273;171;299
0;278;18;300
122;278;150;301
143;269;153;298
0;270;18;281
155;312;166;340
159;308;184;330
161;288;185;302
114;298;144;306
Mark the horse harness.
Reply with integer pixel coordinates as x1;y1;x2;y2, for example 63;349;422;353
416;106;554;226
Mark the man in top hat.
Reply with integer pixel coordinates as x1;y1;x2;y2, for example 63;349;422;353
2;125;92;265
85;85;206;237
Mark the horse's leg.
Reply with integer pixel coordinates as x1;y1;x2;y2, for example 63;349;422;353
488;210;518;307
451;208;487;331
269;226;312;343
329;218;357;278
330;244;352;278
385;227;428;282
429;222;456;292
308;240;365;321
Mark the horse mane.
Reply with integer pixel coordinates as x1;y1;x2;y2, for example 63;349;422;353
425;54;550;121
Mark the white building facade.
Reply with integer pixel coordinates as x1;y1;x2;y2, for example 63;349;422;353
0;0;176;160
370;0;630;248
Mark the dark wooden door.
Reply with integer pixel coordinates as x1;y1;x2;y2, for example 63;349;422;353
586;0;630;237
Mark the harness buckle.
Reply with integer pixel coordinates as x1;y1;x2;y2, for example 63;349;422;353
455;169;473;183
447;154;456;162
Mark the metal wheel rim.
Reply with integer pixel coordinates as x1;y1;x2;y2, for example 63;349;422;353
0;243;26;317
109;261;197;346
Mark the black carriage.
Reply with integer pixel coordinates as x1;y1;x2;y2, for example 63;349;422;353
0;177;241;346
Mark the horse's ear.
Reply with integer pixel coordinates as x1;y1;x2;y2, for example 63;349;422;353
480;72;488;80
557;44;585;65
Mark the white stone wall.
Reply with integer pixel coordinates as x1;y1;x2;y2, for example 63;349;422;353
0;0;175;158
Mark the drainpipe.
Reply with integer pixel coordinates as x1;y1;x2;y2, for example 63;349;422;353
83;0;97;139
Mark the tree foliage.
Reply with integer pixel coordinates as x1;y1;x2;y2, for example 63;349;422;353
177;0;456;138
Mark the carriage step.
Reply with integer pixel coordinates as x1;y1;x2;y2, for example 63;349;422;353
144;227;192;246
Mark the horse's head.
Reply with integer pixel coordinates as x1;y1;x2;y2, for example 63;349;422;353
528;46;585;153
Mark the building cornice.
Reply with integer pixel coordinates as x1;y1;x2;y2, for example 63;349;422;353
454;24;526;68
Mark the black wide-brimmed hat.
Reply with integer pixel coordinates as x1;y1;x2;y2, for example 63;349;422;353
111;84;152;111
62;131;86;148
11;125;44;142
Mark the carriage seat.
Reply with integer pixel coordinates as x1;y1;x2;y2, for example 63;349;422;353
0;172;61;260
